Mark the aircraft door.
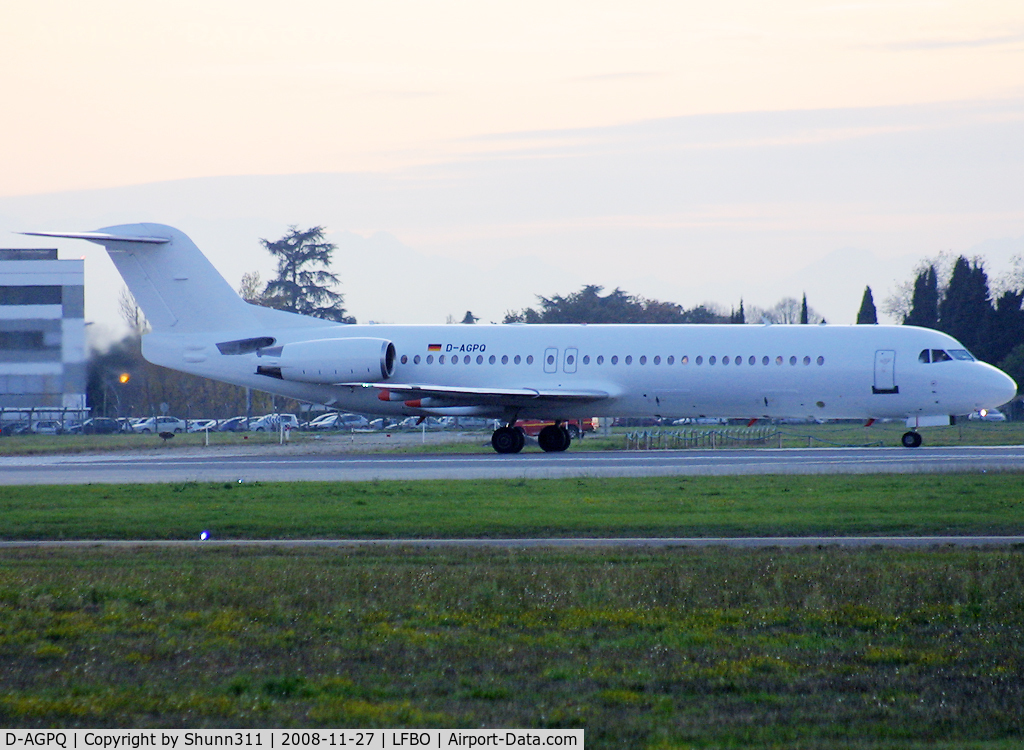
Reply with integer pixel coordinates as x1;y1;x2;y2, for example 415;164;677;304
544;348;559;374
563;348;578;374
873;350;899;394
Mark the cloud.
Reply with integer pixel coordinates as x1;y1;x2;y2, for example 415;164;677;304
879;32;1024;51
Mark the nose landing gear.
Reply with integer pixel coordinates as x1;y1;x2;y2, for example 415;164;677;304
901;431;923;448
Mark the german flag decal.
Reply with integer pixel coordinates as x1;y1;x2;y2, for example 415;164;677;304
427;344;442;352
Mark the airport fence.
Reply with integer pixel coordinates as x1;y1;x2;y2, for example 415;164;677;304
623;427;888;450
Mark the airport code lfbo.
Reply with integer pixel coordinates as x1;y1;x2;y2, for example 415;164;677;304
2;732;583;749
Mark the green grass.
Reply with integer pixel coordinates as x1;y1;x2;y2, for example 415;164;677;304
0;545;1022;747
2;474;1024;540
0;419;1021;456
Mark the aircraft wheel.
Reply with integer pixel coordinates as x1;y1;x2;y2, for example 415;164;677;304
538;425;572;452
492;426;525;454
901;431;923;448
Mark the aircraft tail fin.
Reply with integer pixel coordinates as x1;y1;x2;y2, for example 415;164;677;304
22;223;258;333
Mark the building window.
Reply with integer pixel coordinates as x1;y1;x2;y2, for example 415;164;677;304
0;286;62;305
0;331;46;350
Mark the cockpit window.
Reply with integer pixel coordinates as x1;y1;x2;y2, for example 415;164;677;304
949;349;975;361
919;349;930;363
931;349;953;363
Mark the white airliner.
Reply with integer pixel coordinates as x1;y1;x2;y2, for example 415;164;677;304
24;223;1018;453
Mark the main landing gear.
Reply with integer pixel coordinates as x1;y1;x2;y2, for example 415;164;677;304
901;431;923;448
490;423;573;454
491;425;526;454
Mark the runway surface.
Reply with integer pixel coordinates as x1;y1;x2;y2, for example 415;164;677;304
1;444;1023;484
2;536;1023;549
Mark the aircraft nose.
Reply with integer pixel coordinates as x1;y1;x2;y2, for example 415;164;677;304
982;364;1018;408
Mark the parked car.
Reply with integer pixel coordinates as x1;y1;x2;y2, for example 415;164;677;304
81;417;121;434
968;408;1007;422
249;413;300;432
187;419;219;432
216;416;249;432
133;416;187;434
30;420;65;435
308;413;369;431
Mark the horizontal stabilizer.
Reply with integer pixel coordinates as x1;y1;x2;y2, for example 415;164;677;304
21;231;170;245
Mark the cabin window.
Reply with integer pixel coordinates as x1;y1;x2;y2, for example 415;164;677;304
735;356;742;366
748;356;756;366
414;355;421;365
463;355;470;364
476;355;483;364
667;355;674;365
638;355;646;365
526;355;534;364
566;354;575;366
803;356;811;365
489;355;496;364
427;355;434;364
789;356;797;366
451;357;458;365
776;356;783;365
653;355;660;365
817;356;825;365
625;355;633;365
501;355;509;365
546;353;555;366
401;355;408;365
583;355;590;365
514;355;521;365
695;356;703;365
709;356;717;365
597;355;604;365
722;356;730;365
762;356;769;366
681;355;689;365
611;356;619;365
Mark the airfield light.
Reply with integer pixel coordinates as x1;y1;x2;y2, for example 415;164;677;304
200;531;210;541
980;409;988;417
118;372;130;384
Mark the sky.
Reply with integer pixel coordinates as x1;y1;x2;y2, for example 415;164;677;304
2;0;1023;340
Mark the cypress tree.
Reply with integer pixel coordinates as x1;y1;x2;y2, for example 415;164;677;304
939;256;993;361
904;265;939;328
800;294;809;324
856;286;878;324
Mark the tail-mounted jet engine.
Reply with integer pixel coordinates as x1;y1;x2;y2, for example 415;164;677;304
255;337;396;384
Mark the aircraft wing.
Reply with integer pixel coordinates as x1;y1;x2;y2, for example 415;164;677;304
348;382;611;407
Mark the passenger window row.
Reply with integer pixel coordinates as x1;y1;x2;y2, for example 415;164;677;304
398;353;827;367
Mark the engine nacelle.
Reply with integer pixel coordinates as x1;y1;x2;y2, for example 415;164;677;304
256;337;396;384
